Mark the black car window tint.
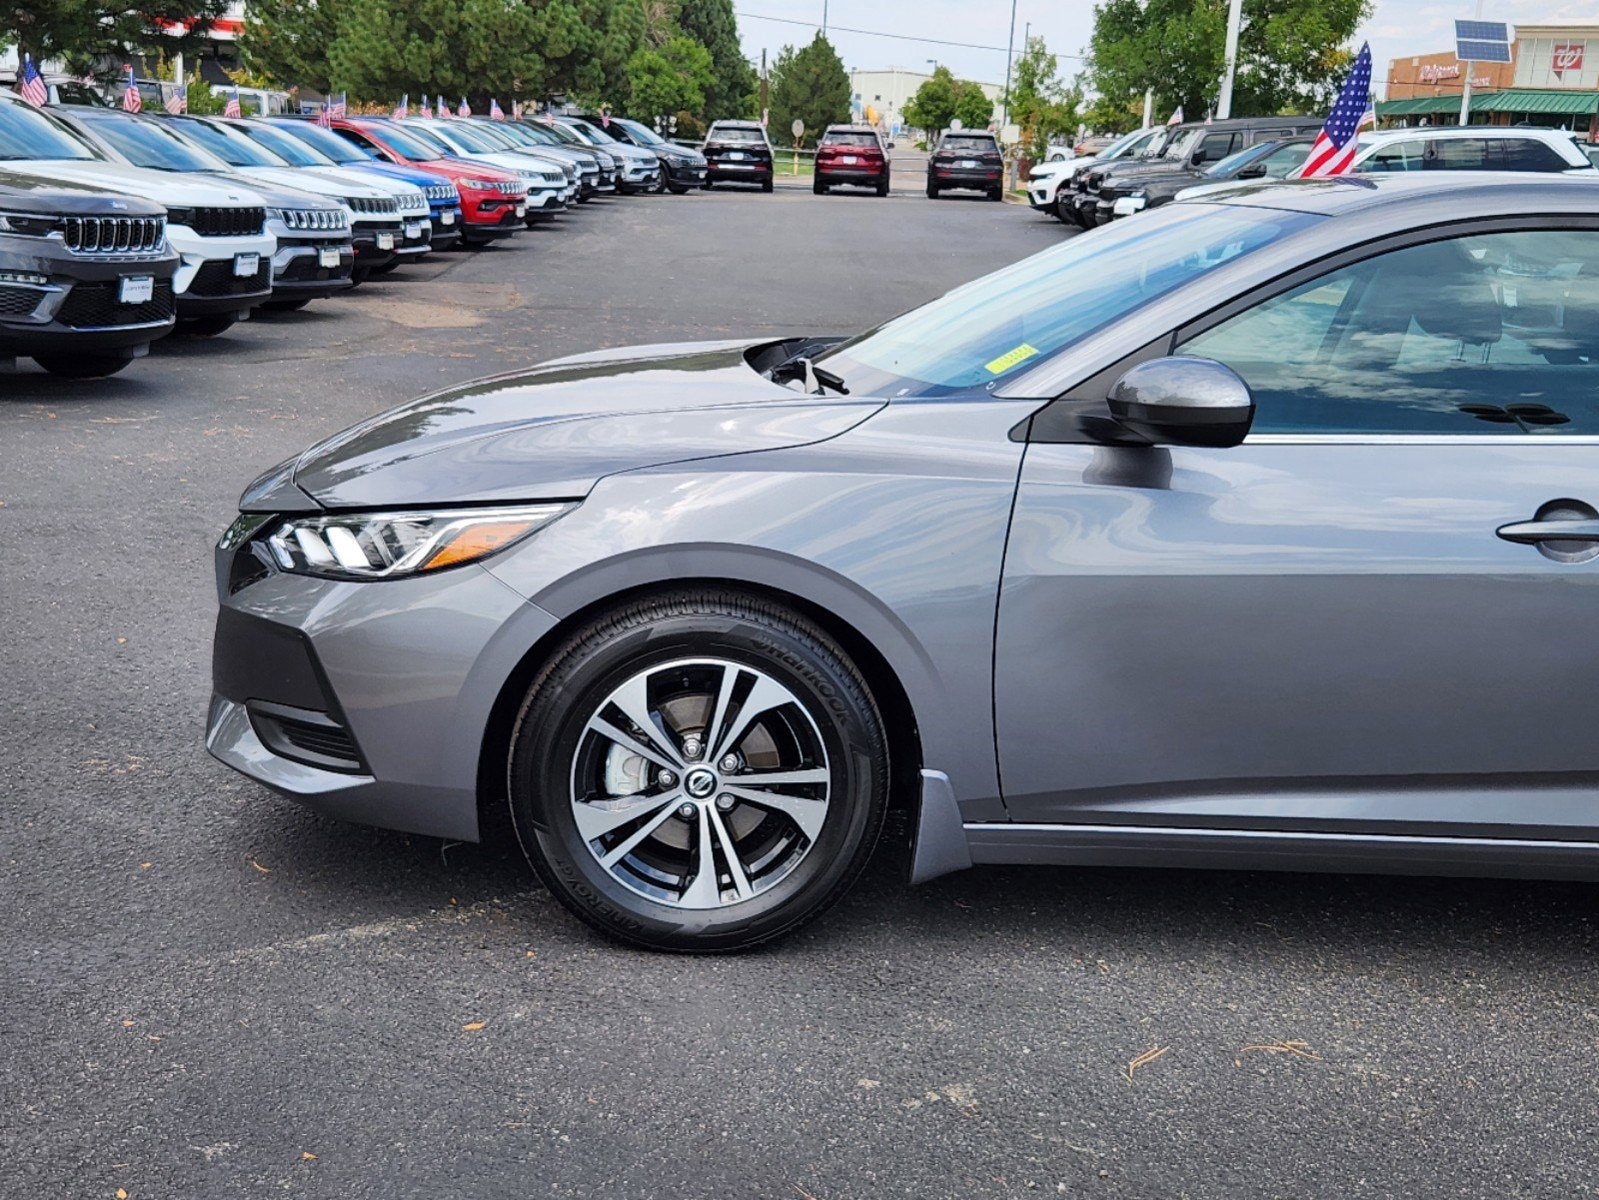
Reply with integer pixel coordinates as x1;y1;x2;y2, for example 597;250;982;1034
941;135;997;153
1182;229;1599;435
1362;140;1423;172
1497;139;1571;172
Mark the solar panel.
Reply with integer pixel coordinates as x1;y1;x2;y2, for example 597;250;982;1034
1455;19;1510;42
1457;38;1513;62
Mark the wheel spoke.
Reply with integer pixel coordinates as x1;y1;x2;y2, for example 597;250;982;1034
680;806;724;908
597;793;685;867
606;674;685;769
711;672;803;762
701;663;739;762
725;784;828;842
729;767;830;788
708;803;753;900
586;715;679;774
574;789;680;843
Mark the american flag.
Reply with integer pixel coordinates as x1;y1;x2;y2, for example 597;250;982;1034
1166;106;1183;126
329;92;347;120
393;93;408;119
489;98;504;121
316;101;331;128
420;95;432;119
122;65;141;113
223;86;242;118
437;94;449;119
457;97;470;117
164;81;186;115
1296;43;1374;178
17;54;46;107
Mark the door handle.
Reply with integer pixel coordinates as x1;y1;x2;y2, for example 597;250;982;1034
1496;518;1599;545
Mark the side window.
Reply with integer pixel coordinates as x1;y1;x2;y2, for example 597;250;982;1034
1362;139;1423;172
1197;133;1235;162
1181;229;1599;434
333;128;382;159
1424;138;1490;169
1261;143;1312;177
1495;139;1572;172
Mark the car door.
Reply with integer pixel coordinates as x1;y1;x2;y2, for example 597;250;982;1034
995;222;1599;839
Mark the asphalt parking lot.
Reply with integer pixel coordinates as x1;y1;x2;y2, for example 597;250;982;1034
6;176;1599;1199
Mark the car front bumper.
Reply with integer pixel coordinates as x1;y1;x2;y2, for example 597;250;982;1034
167;227;277;315
208;557;561;842
270;234;356;298
0;242;178;355
429;206;463;247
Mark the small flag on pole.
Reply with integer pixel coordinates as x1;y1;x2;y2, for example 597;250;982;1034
489;98;504;121
437;94;449;119
1166;106;1183;126
420;94;432;119
122;65;141;113
316;99;332;128
223;86;242;118
1296;42;1374;178
164;80;187;115
330;92;347;120
393;93;408;119
17;54;47;107
457;97;470;117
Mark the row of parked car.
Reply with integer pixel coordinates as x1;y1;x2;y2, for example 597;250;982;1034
1029;117;1599;228
0;95;710;378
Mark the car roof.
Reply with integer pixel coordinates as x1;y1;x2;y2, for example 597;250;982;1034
709;120;762;128
824;124;878;133
1197;170;1599;217
1174;115;1320;131
1358;124;1582;145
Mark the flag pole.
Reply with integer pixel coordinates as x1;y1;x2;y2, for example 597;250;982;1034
1216;0;1243;119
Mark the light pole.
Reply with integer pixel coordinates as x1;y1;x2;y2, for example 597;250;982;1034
1001;0;1018;129
926;58;938;73
1216;0;1243;119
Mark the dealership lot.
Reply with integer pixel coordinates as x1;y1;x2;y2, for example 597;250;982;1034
6;182;1599;1198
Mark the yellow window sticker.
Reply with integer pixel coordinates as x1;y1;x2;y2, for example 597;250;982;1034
985;343;1039;375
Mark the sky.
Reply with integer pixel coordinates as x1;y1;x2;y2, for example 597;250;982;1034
734;0;1598;102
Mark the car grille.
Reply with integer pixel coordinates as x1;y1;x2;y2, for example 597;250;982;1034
346;195;399;216
424;183;457;203
493;179;522;195
279;208;347;232
187;259;270;297
189;207;266;237
395;191;429;216
59;215;166;254
56;279;175;328
0;284;44;316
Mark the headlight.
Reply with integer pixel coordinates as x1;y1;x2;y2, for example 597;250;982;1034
459;178;495;191
261;504;569;579
0;210;56;237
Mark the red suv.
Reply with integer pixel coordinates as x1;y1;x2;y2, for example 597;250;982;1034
814;125;892;197
329;118;527;246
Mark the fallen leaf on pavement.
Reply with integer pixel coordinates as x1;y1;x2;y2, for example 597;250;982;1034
462;1021;486;1032
1240;1040;1321;1061
1125;1044;1169;1083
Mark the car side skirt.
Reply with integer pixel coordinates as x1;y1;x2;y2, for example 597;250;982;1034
916;821;1599;882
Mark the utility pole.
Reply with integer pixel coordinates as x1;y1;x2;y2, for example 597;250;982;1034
760;48;769;130
1143;88;1154;128
1001;0;1018;129
1458;0;1483;126
1216;0;1243;118
822;0;828;37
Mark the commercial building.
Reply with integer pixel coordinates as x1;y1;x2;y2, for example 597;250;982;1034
847;67;1002;136
1379;23;1599;132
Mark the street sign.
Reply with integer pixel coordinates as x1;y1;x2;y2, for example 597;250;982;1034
1455;19;1513;64
791;118;804;138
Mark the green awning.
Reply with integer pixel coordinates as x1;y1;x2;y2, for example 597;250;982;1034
1377;89;1599;118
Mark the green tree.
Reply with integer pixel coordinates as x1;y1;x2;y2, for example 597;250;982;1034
241;0;349;93
952;81;994;130
902;65;958;135
1087;0;1369;121
2;1;229;74
626;34;715;121
764;32;849;148
676;0;754;120
1006;35;1080;158
328;0;546;105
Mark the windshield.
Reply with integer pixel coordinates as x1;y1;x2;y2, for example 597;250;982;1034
818;204;1318;395
466;123;520;149
0;102;100;161
265;120;368;164
540;120;586;146
1162;128;1202;160
238;120;334;166
941;134;997;154
368;122;443;160
174;118;285;167
76;115;227;171
1203;142;1273;178
571;121;617;144
434;122;501;152
613;117;664;145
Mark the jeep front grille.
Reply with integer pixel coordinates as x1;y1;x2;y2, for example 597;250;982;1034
60;215;166;254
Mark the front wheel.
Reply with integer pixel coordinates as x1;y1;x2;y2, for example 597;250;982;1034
33;352;135;379
509;590;889;952
180;314;237;338
260;297;312;312
667;184;689;195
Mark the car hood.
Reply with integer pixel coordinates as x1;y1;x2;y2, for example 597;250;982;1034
5;159;265;206
241;338;885;512
1104;166;1202;193
239;164;393;200
1092;158;1189;185
0;167;166;215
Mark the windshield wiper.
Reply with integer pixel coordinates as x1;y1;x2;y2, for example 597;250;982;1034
772;355;850;395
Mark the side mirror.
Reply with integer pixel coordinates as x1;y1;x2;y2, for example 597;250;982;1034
1238;162;1267;179
1107;356;1255;447
886;140;896;150
1190;148;1207;166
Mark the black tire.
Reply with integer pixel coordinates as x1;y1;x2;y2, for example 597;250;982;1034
508;590;889;953
702;179;713;190
1055;193;1078;225
813;178;827;195
180;314;237;338
761;177;774;193
987;186;1004;201
261;297;312;312
368;259;402;275
926;181;938;199
32;353;134;379
876;178;890;197
668;183;689;195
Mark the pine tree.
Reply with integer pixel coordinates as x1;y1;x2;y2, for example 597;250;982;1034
4;0;229;74
765;32;850;149
675;0;754;120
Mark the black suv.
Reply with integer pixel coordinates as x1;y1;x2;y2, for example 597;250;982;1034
1074;115;1324;226
1094;136;1315;221
927;129;1003;200
702;121;773;192
573;115;707;193
0;169;177;378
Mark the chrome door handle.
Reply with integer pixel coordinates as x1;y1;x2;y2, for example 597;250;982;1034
1496;518;1599;544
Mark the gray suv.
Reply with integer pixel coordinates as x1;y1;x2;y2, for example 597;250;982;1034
211;174;1599;950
